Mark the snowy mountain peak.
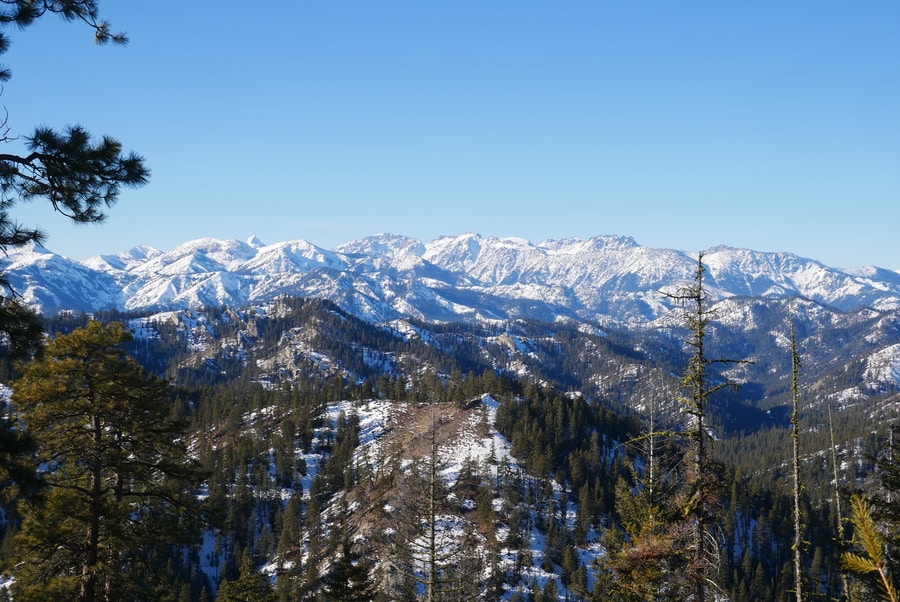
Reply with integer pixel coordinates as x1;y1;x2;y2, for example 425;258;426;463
582;234;640;251
335;234;426;260
84;245;162;273
4;233;900;323
15;241;55;258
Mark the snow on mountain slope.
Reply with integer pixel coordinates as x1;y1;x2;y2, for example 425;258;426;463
864;344;900;388
702;247;898;311
245;240;349;274
336;233;427;266
82;245;162;273
1;243;123;312
4;233;900;324
131;237;259;276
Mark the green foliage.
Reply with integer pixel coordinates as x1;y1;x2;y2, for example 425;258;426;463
0;415;41;504
0;297;43;359
0;2;147;535
385;403;485;601
842;494;899;602
0;2;146;243
321;540;377;601
216;555;276;602
6;321;205;601
0;1;146;358
874;425;900;540
602;464;690;601
2;297;893;600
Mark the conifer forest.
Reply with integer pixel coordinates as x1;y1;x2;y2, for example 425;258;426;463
1;278;899;600
1;2;899;601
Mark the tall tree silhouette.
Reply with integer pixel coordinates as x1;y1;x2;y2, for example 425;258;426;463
666;253;748;600
9;322;203;601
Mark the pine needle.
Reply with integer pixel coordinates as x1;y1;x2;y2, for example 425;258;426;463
841;494;899;602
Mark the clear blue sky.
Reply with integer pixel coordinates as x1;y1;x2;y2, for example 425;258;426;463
4;2;898;268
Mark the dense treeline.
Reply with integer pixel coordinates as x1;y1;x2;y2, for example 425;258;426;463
1;296;899;599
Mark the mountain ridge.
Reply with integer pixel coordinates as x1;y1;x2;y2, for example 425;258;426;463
3;233;900;324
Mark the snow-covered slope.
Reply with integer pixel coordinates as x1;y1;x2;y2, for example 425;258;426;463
3;233;900;324
2;243;124;311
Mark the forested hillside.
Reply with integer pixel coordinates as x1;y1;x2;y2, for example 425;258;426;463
0;0;895;599
1;292;899;600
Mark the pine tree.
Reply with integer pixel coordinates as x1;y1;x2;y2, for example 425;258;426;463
0;1;147;234
8;321;204;601
215;555;276;602
321;539;377;601
842;494;899;602
0;2;147;353
387;401;484;601
0;414;41;505
665;253;748;600
603;467;687;600
602;379;691;599
0;298;43;359
875;424;900;541
0;0;147;511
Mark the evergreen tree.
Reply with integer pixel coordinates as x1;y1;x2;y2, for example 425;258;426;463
601;386;690;600
8;321;203;601
387;401;484;601
321;539;377;601
0;415;41;505
216;555;276;602
665;253;747;600
842;494;899;602
0;1;148;504
875;424;900;540
0;1;147;353
0;298;43;359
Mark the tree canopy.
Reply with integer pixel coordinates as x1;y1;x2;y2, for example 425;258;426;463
8;321;203;601
0;0;147;354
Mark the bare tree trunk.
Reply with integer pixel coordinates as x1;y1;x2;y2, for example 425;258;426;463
681;255;712;602
829;401;852;601
427;402;438;602
790;322;804;601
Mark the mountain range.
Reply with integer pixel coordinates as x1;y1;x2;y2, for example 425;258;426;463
6;233;900;598
4;232;900;325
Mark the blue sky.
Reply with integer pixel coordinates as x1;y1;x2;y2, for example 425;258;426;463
3;2;898;268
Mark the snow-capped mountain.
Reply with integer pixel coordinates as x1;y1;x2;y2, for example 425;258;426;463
3;233;900;324
2;243;125;311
